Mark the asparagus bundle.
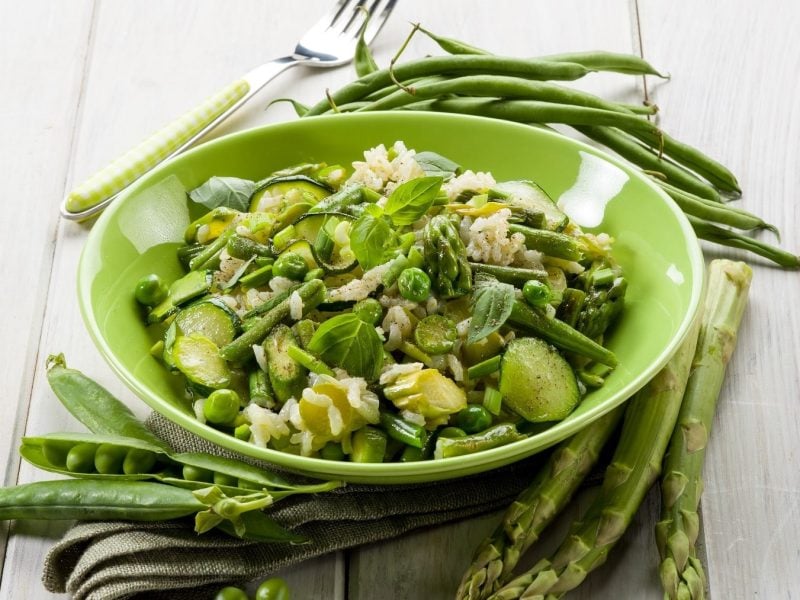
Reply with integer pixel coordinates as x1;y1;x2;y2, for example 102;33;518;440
293;24;799;268
455;406;624;600
485;313;703;599
657;260;753;600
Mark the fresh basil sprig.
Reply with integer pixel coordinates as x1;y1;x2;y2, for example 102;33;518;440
413;152;461;180
384;176;443;225
349;206;399;270
307;313;384;380
189;176;256;212
467;275;516;345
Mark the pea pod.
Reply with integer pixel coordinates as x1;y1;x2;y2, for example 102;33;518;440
45;355;170;451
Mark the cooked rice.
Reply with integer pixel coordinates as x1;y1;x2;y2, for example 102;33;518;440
446;353;464;382
327;262;391;302
382;306;414;351
193;399;206;424
289;290;303;320
244;404;290;448
442;170;496;201
380;361;424;385
269;276;297;293
196;224;211;244
347;141;425;194
464;209;526;266
252;345;268;371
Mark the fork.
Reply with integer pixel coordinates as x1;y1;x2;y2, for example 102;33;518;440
61;0;396;221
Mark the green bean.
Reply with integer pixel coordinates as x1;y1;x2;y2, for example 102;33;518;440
248;369;275;408
0;480;207;522
221;279;325;363
363;75;449;102
226;235;274;261
190;229;234;271
468;262;548;286
508;223;583;261
266;97;309;117
687;216;800;269
629;129;741;195
45;355;170;451
574;125;721;201
540;51;668;77
243;285;302;319
359;75;654;118
379;411;426;448
656;180;778;234
418;26;491;55
415;97;660;136
556;288;587;327
434;423;524;458
306;55;594;116
467;355;502;380
287;345;335;376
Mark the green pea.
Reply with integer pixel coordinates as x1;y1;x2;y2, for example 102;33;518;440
453;405;493;434
255;577;291;600
320;442;345;461
66;443;97;473
204;389;241;425
94;444;128;474
41;439;74;468
122;448;157;475
397;267;431;302
182;464;214;483
234;423;251;441
522;279;551;307
134;273;168;307
213;472;239;487
273;252;308;280
352;298;383;325
214;586;249;600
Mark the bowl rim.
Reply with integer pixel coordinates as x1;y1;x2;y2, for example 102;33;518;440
78;111;704;482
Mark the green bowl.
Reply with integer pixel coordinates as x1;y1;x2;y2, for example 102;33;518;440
78;112;703;484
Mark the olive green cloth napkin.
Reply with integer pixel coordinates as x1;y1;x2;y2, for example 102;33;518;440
42;412;546;600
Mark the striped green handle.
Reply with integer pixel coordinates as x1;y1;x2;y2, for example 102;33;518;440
65;79;250;213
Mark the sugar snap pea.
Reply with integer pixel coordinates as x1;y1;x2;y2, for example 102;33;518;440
45;355;170;451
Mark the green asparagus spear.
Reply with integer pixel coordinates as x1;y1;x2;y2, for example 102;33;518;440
488;311;703;600
657;260;752;600
508;301;617;366
423;215;472;298
455;406;624;600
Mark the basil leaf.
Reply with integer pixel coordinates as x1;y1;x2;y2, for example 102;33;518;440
467;276;516;345
413;151;462;179
189;176;255;212
349;211;399;270
384;176;443;226
307;313;383;380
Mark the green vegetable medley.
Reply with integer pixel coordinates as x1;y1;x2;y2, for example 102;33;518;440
136;142;626;462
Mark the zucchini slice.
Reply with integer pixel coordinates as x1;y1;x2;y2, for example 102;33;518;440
263;325;307;403
173;333;232;390
490;180;568;232
276;212;358;274
147;270;213;324
175;298;240;347
499;337;579;422
249;175;332;213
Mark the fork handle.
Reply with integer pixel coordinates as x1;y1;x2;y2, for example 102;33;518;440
62;56;300;220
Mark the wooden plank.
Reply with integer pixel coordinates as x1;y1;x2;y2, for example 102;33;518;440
0;1;355;597
0;0;95;584
344;1;666;599
637;0;800;597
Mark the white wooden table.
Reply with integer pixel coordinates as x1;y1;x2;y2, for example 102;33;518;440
1;1;798;598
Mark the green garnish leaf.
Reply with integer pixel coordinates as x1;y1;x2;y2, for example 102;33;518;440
349;211;399;270
307;313;383;380
189;176;256;212
384;176;443;225
413;152;462;179
467;275;516;345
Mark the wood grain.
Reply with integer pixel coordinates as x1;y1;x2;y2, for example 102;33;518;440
638;1;800;597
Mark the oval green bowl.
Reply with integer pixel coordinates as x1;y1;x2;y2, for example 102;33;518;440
78;112;703;484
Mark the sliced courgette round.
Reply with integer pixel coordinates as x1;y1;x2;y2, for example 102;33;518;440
173;333;232;390
274;212;358;275
249;175;332;213
175;298;240;347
